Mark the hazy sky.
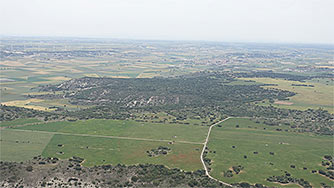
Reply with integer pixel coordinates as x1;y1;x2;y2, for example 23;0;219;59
1;0;333;44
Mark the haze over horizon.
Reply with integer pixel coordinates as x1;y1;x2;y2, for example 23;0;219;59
1;0;334;44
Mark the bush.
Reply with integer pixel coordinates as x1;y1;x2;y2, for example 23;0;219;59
188;180;198;187
131;176;138;182
26;165;33;172
223;170;233;178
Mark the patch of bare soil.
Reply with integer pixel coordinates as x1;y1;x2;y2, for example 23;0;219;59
274;101;293;105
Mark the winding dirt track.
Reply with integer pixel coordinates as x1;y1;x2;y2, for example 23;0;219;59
200;117;232;187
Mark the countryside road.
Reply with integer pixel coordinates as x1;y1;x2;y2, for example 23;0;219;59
200;117;232;187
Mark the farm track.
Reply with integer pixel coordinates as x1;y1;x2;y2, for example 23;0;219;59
6;128;203;145
200;117;232;187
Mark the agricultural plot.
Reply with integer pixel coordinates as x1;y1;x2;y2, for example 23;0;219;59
27;98;90;111
0;69;73;103
15;119;209;143
0;129;54;162
1;118;207;171
1;99;53;111
206;118;333;187
42;134;203;171
0;61;177;107
240;77;334;113
0;80;36;102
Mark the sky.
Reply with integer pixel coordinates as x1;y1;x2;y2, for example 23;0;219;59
1;0;333;44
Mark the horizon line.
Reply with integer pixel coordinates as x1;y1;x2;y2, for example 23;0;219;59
1;34;334;46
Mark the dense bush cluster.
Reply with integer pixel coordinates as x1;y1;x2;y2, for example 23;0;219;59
231;182;268;188
267;174;312;188
36;72;295;107
214;104;333;135
0;105;63;121
146;146;171;157
319;155;334;180
0;157;230;188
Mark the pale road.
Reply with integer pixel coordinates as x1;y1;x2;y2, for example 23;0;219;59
200;117;233;187
6;128;203;145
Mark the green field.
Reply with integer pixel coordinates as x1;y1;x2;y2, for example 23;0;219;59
42;134;202;171
207;118;333;187
0;118;41;127
15;119;209;143
1;119;208;171
0;129;54;161
240;77;334;113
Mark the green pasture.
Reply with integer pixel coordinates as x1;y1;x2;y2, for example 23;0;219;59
1;118;206;171
15;119;209;143
207;118;333;187
0;129;54;162
42;134;203;171
0;118;41;127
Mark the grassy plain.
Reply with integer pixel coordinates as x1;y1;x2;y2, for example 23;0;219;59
1;118;206;170
2;119;207;170
239;77;333;113
0;118;41;127
0;129;54;161
207;118;333;187
15;119;209;143
42;134;203;171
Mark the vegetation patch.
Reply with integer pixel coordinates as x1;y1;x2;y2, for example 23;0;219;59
267;174;312;188
318;155;334;180
147;146;171;157
223;165;244;178
232;165;244;174
0;158;228;188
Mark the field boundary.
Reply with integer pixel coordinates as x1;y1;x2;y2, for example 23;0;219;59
7;128;203;145
0;120;65;130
